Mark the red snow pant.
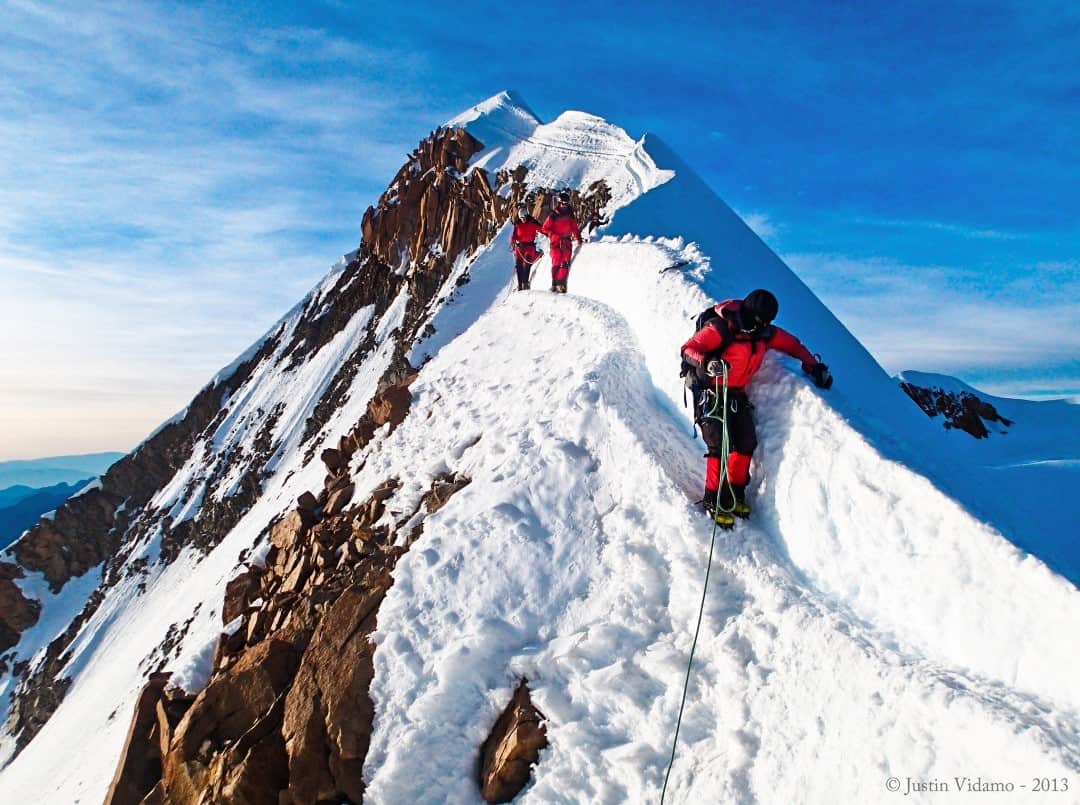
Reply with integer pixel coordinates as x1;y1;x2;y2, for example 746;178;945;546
694;386;756;508
550;237;574;284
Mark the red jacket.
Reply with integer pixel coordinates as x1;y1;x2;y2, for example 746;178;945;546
541;211;582;246
681;299;815;388
511;217;543;249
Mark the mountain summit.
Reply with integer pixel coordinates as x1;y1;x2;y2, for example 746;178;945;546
1;92;1077;804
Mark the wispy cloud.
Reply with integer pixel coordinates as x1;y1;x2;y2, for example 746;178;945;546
739;211;779;241
851;216;1023;242
0;1;436;458
786;252;1080;395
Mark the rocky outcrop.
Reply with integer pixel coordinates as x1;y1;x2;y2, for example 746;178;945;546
119;419;473;802
11;487;121;593
900;381;1014;439
104;672;172;805
300;124;611;455
423;472;473;515
282;581;390;804
0;562;40;653
162;639;299;803
479;680;549;803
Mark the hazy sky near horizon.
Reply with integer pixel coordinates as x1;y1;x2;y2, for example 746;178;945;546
1;0;1077;460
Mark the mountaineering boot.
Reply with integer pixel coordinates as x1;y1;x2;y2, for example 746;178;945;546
730;479;747;518
703;499;735;530
707;504;735;529
556;283;568;294
718;483;749;518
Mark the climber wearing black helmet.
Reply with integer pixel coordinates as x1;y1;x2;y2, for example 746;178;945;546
680;289;833;528
540;191;583;293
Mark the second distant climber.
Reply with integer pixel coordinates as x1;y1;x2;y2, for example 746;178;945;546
510;203;543;290
541;191;583;294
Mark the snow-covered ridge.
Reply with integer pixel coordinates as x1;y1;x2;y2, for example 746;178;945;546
1;91;1077;804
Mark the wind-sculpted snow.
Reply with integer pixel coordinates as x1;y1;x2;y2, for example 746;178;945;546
363;238;1079;803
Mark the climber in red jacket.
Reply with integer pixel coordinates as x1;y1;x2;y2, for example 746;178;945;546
680;289;833;528
510;203;544;290
541;191;583;294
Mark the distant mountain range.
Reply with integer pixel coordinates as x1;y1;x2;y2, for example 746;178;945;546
0;452;124;490
0;480;92;549
0;452;123;550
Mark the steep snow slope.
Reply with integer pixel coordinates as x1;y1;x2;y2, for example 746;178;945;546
0;256;403;788
363;242;1079;803
1;92;1077;803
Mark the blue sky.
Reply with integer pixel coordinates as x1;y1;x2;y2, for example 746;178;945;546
1;0;1077;459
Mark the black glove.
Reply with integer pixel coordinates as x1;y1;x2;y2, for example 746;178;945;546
705;359;726;377
809;362;833;389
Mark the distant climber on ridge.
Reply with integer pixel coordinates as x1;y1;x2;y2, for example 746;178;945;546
541;191;583;294
680;289;833;528
586;208;608;236
509;203;543;291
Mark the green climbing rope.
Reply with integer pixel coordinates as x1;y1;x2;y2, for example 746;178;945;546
661;367;733;803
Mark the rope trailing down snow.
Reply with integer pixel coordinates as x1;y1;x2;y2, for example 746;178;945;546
661;368;732;802
660;510;722;804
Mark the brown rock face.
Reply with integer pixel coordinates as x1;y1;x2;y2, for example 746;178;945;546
161;639;300;802
11;488;121;592
423;473;472;514
104;672;171;805
296;491;318;513
282;580;391;804
0;562;40;653
223;568;261;625
324;483;356;517
270;510;314;552
900;381;1014;439
368;378;415;430
479;681;549;803
320;448;343;472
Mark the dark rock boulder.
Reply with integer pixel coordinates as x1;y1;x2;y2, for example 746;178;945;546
479;680;548;803
222;568;261;625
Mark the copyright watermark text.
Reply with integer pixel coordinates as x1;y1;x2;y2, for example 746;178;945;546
884;776;1070;796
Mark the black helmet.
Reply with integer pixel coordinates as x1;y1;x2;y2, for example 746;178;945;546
555;190;572;209
740;289;778;331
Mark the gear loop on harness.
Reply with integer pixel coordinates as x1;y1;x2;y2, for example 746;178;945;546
694;362;736;515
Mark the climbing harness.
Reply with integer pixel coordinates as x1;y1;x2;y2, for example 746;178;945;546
693;364;738;516
661;366;735;804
